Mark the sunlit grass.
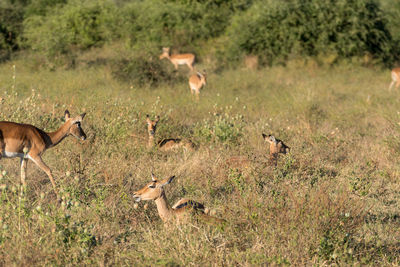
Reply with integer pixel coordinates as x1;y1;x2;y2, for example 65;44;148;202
0;56;398;265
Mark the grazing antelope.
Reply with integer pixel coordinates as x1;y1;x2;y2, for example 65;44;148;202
159;47;195;71
133;173;225;225
189;71;206;99
262;133;290;166
389;68;400;91
146;115;196;151
0;110;86;198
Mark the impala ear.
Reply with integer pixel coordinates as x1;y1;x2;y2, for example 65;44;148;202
161;176;175;187
262;133;267;140
146;115;151;124
269;135;277;144
64;110;71;120
151;172;156;182
80;113;86;120
155;115;160;122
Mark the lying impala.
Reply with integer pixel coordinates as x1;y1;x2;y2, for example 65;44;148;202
189;71;206;99
133;173;225;225
159;47;195;71
262;133;290;166
146;115;196;151
0;110;86;198
389;68;400;91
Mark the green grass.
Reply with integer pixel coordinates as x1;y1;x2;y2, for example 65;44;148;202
0;54;398;265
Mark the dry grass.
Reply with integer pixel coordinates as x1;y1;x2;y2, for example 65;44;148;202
0;57;398;265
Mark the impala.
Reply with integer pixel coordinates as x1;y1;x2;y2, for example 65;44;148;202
159;47;195;71
0;110;87;198
389;68;400;91
262;133;290;165
133;173;225;225
189;71;206;99
146;115;196;151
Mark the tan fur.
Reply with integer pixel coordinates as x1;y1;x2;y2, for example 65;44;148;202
189;71;206;100
133;174;224;225
159;47;195;71
146;115;196;152
262;133;290;166
389;67;400;91
0;110;87;198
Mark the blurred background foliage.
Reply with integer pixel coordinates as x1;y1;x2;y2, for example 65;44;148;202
0;0;398;70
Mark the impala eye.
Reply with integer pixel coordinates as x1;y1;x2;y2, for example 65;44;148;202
148;184;156;189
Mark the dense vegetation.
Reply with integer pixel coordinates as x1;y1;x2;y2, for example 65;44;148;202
0;0;399;265
0;0;399;69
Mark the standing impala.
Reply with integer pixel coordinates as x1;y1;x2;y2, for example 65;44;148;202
133;173;225;225
159;47;195;71
389;68;400;91
189;71;206;99
0;110;87;198
146;115;196;151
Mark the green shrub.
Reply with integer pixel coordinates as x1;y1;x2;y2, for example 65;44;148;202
110;51;186;87
226;0;396;66
0;4;24;61
22;0;120;60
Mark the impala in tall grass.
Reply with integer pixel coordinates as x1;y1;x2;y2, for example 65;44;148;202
389;68;400;91
159;47;195;71
146;115;196;151
262;133;290;166
189;71;206;99
0;110;87;199
133;173;225;225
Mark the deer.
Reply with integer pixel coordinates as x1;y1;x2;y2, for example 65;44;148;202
159;47;195;71
0;110;87;199
262;133;290;166
146;115;196;152
189;71;206;100
133;173;225;226
389;68;400;91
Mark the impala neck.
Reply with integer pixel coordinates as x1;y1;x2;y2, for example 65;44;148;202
154;192;173;222
148;134;155;148
46;120;73;148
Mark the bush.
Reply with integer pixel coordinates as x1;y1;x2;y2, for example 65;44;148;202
22;0;120;60
225;0;396;66
0;4;24;61
110;50;186;87
120;0;238;49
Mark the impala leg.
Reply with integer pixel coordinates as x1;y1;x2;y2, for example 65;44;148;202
396;81;400;89
30;155;59;199
20;158;28;187
389;81;395;91
195;91;200;101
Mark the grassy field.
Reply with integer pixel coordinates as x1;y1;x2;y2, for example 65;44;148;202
0;53;399;265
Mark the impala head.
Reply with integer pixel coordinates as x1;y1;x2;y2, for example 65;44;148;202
133;173;175;202
159;47;170;59
199;70;207;85
65;110;87;141
146;115;160;137
262;133;290;154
